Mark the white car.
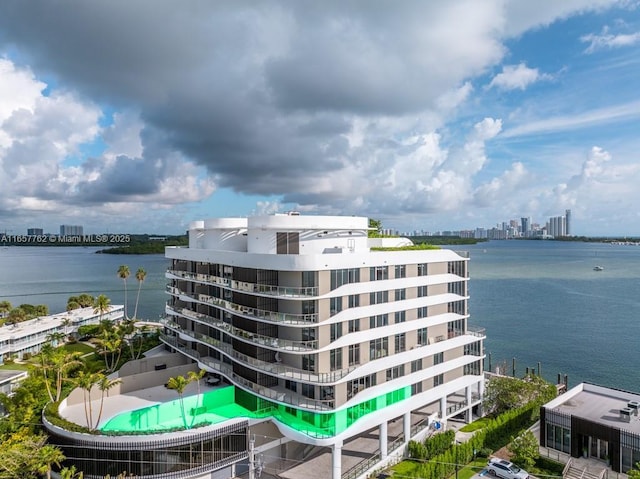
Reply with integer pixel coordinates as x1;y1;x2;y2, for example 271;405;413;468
486;458;529;479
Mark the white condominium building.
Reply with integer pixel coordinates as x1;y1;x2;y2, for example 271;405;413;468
163;214;484;478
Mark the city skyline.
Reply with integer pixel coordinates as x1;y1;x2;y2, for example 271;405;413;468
0;2;639;236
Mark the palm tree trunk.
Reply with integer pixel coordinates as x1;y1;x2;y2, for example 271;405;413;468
134;281;142;319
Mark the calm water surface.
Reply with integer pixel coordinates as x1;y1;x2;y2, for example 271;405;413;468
1;242;638;391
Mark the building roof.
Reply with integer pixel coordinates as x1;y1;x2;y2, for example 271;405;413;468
544;383;640;435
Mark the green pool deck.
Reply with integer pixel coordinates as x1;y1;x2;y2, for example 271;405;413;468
100;384;412;439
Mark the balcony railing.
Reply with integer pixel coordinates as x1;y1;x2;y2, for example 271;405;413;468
163;312;357;383
166;285;317;325
164;306;317;351
160;334;334;411
167;269;318;297
467;325;486;338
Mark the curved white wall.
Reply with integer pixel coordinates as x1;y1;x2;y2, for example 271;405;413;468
194;218;248;251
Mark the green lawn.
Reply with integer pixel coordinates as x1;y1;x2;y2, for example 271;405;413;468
459;417;491;432
391;460;422;475
61;342;95;354
457;459;488;479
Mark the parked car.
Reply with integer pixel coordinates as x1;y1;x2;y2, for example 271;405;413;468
486;458;529;479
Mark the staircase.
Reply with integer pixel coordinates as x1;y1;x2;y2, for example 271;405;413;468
563;458;608;479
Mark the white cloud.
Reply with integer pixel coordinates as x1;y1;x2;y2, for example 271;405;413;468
581;26;640;53
488;63;551;91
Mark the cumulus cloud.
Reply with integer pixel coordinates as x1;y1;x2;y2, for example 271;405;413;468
0;1;630;231
488;63;551;90
581;26;640;53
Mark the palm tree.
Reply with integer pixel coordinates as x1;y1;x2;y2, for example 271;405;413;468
187;369;206;426
60;465;84;479
61;317;73;339
74;370;101;429
166;375;190;428
45;331;66;347
36;442;66;479
0;299;11;316
77;293;94;308
94;374;122;428
117;265;131;320
133;267;146;319
93;294;111;322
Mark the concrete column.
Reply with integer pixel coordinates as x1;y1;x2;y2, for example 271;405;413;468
465;386;473;422
440;396;447;419
332;441;343;479
380;421;388;458
403;411;411;443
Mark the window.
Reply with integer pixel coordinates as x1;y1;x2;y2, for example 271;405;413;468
330;296;343;316
433;374;444;387
370;266;388;281
417;327;428;345
448;260;467;277
330;348;342;371
386;365;405;381
417;285;428;297
302;271;316;288
448;281;466;296
369;337;388;359
302;300;316;315
417;306;428;318
447;318;464;338
369;290;389;304
395;289;406;301
347;373;376;399
464;341;482;356
348;318;360;333
448;300;466;315
394;311;406;323
285;380;297;392
348;294;360;308
302;327;316;342
276;232;299;254
417;263;428;276
369;314;388;328
411;358;422;373
301;383;315;399
395;265;406;278
434;352;444;365
411;382;423;395
330;268;360;290
394;333;406;353
348;344;360;366
302;354;315;372
464;360;481;375
330;322;342;342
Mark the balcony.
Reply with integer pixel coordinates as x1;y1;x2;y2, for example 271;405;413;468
163;313;356;384
164;306;316;351
160;334;334;411
166;286;317;325
167;269;318;298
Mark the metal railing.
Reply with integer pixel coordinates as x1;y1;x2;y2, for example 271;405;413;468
342;453;381;479
159;334;335;412
167;269;318;297
164;306;317;351
163;313;357;383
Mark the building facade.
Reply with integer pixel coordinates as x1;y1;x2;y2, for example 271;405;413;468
162;214;485;478
59;224;84;236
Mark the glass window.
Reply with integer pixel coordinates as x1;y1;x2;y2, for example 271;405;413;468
330;348;342;371
348;294;360;308
302;300;316;315
395;311;406;323
417;263;428;276
386;364;405;381
411;359;422;373
395;288;406;301
302;327;316;342
395;265;406;278
277;232;299;254
285;380;297;392
370;290;389;304
302;354;315;371
411;382;423;395
417;285;428;297
369;337;388;359
301;383;315;398
330;268;360;290
417;327;428;345
348;318;360;333
417;306;428;318
370;266;389;281
433;373;444;387
348;344;360;366
330;322;342;342
434;351;444;365
330;296;343;316
302;271;316;288
395;333;406;353
369;314;388;329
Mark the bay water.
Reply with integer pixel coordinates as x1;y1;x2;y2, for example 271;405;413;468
0;242;638;391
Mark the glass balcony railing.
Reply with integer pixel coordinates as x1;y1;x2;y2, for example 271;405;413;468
166;269;318;297
159;334;334;411
163;310;357;383
165;286;317;324
164;305;316;351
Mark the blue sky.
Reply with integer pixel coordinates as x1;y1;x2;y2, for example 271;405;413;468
0;1;639;236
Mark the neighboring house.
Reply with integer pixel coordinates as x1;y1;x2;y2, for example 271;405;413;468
541;382;640;473
0;369;28;415
0;305;124;364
